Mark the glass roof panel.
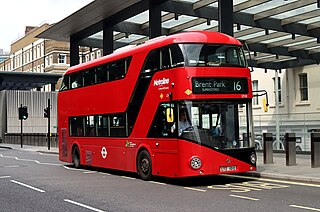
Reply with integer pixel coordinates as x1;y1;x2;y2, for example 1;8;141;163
185;21;219;31
162;15;198;28
126;10;149;24
117;34;146;43
271;4;317;20
242;0;299;14
285;38;316;47
300;16;320;25
237;31;266;40
261;34;292;44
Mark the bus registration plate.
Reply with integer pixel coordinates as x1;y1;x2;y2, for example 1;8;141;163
220;166;237;172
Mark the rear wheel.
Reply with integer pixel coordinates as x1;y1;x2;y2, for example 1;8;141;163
72;146;81;168
137;150;152;180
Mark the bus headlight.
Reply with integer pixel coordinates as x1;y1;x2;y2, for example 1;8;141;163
250;153;257;164
190;157;202;170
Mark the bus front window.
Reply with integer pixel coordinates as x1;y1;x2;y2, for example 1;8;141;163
183;44;247;68
179;100;252;150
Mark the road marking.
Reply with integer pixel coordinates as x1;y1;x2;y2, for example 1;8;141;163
221;174;320;188
0;176;11;179
208;181;289;193
4;165;20;168
64;199;105;212
229;194;259;201
184;187;207;192
290;205;320;211
121;176;136;180
0;155;18;159
0;154;60;166
62;165;88;171
99;172;111;176
149;181;167;186
10;180;45;193
83;171;97;174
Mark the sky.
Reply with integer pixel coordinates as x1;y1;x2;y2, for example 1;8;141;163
0;0;94;53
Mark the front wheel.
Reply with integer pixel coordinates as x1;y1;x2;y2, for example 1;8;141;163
137;150;152;181
72;146;81;168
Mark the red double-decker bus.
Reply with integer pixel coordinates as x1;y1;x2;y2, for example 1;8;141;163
58;31;256;180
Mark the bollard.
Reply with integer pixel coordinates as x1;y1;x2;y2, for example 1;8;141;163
311;133;320;168
263;133;273;164
285;133;296;166
242;133;249;147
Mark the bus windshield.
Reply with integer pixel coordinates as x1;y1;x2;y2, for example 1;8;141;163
182;44;247;68
178;100;252;150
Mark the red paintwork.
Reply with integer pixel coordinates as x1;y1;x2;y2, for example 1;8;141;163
58;31;255;178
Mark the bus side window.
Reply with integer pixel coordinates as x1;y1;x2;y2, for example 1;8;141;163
96;65;109;83
69;116;84;136
85;115;96;136
70;72;82;89
110;114;126;137
97;115;109;136
60;75;70;91
170;45;184;67
83;68;96;86
109;59;125;81
143;50;159;73
160;47;171;70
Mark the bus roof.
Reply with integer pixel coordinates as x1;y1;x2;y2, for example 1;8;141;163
66;31;242;75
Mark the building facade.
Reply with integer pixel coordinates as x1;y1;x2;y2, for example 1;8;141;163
0;49;9;63
0;23;103;91
248;65;320;151
0;24;70;91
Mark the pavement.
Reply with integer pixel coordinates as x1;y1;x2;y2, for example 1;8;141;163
1;143;319;183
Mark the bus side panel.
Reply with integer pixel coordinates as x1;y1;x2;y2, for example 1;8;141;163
83;139;127;171
58;115;72;163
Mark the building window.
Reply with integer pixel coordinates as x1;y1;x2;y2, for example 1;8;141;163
45;56;49;66
273;77;282;103
58;54;66;64
299;74;308;101
37;45;40;58
252;80;259;105
91;52;95;60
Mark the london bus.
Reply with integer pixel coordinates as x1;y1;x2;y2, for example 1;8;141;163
58;31;256;180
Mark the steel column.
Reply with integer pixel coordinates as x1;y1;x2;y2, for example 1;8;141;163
218;0;233;36
103;22;113;56
149;0;162;38
70;35;80;66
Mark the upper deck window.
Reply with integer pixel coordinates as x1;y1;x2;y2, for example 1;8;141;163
59;57;131;91
182;44;247;68
142;44;184;73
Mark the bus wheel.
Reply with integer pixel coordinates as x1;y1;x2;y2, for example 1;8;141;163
72;146;81;168
137;150;152;181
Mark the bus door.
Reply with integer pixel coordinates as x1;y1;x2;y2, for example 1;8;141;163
148;103;179;177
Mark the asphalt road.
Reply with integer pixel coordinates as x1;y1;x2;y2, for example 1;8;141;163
1;148;320;212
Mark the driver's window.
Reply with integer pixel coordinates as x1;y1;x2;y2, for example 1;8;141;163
147;103;177;138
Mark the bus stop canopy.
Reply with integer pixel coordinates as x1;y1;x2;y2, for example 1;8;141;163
38;0;320;70
0;71;62;90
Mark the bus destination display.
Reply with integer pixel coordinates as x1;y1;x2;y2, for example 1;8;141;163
192;77;248;94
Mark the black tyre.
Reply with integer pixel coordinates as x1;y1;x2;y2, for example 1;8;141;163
137;150;152;180
72;146;81;168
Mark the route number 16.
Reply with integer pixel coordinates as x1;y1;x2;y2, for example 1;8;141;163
234;81;242;91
